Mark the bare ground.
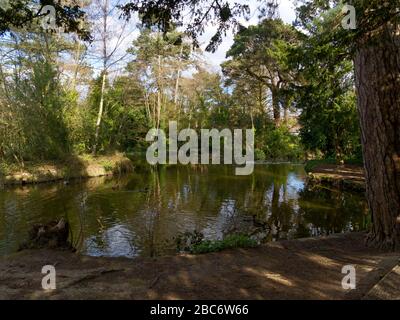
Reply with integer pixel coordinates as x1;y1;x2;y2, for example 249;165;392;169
0;232;398;300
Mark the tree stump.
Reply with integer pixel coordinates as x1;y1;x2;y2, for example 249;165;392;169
19;218;73;251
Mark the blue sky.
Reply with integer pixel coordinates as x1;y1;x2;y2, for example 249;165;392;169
200;0;297;71
88;0;297;76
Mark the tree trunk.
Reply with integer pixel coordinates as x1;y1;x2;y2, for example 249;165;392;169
156;54;162;130
354;22;400;250
272;90;280;126
71;40;82;91
93;0;109;156
283;106;288;124
174;45;183;108
93;71;106;155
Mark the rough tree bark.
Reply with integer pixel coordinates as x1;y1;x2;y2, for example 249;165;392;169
354;22;400;250
271;88;281;126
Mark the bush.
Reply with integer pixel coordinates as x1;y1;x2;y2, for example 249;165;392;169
0;162;8;178
258;124;304;161
254;148;266;161
180;231;257;254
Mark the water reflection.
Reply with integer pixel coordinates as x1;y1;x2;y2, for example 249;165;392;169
0;164;369;258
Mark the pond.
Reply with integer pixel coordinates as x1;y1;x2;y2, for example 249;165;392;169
0;164;369;258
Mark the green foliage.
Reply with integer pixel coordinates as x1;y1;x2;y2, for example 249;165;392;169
254;149;266;161
292;6;362;161
176;231;258;254
298;89;361;160
0;162;8;178
0;0;90;40
222;18;302;126
84;74;150;154
120;0;250;52
0;36;71;162
258;125;304;161
176;230;204;252
191;234;258;254
0;5;367;166
63;91;95;155
102;161;114;172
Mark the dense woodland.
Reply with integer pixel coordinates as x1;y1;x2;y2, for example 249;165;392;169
0;0;399;249
0;0;362;165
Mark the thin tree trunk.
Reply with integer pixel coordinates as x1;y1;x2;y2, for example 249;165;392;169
354;22;400;250
144;92;153;126
250;108;254;130
157;54;162;130
92;0;108;156
283;98;289;125
93;71;106;155
174;46;183;108
71;40;82;91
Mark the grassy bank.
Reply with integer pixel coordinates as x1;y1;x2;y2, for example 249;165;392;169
0;153;134;186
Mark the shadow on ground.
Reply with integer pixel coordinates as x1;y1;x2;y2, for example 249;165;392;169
0;232;398;299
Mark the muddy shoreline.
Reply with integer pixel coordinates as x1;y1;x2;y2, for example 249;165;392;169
1;232;398;299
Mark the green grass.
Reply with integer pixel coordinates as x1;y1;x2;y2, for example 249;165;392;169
190;234;258;254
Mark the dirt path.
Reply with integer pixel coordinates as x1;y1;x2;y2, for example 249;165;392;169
0;232;398;300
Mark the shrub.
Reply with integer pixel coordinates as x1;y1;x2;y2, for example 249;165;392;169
254;148;266;161
180;231;257;254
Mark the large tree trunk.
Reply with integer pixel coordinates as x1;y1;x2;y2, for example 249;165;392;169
354;22;400;250
271;89;280;126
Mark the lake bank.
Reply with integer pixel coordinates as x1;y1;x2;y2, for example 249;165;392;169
0;153;134;186
1;232;398;299
306;162;365;192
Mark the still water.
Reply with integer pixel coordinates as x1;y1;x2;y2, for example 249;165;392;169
0;164;369;258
